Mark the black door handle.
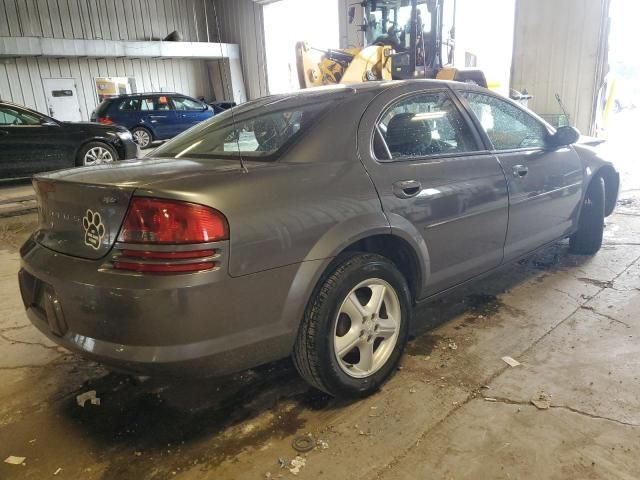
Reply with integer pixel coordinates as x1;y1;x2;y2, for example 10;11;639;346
513;164;529;178
392;179;422;199
0;130;8;136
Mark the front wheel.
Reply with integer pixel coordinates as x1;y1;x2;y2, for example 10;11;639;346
570;176;605;255
77;142;118;167
293;253;411;398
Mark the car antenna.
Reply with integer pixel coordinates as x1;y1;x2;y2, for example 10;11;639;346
211;1;248;173
555;93;571;126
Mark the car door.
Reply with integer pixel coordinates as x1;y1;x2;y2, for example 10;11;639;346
358;86;509;297
139;95;177;139
0;105;68;179
458;91;584;262
171;95;212;132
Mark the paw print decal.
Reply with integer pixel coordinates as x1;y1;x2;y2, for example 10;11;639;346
83;209;105;250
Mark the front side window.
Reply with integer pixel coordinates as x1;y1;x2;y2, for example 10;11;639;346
462;92;550;150
154;99;332;160
141;95;173;111
0;107;41;126
375;91;477;160
173;97;204;111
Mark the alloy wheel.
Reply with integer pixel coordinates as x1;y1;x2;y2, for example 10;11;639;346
333;278;401;378
133;129;151;148
84;146;114;166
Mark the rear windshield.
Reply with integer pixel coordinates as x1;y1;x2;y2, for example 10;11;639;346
154;98;333;161
93;100;111;116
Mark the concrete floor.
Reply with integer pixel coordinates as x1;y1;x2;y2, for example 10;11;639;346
0;113;639;479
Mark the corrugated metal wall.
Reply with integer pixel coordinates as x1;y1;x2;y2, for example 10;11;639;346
511;0;610;134
0;0;223;118
0;0;269;116
0;56;213;119
0;0;210;41
211;0;268;99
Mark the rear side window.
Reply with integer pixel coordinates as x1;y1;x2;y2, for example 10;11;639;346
141;95;173;111
154;100;332;160
119;98;141;111
172;96;204;111
375;91;477;160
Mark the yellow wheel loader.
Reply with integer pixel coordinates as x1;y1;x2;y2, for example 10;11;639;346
296;0;487;89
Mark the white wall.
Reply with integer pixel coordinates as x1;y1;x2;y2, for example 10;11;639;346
0;57;213;119
511;0;610;134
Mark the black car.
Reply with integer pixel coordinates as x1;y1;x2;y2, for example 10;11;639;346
0;101;138;181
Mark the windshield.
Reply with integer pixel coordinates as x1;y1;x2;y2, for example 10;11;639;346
154;98;333;161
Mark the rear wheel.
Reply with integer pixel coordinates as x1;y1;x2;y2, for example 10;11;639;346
77;142;118;167
293;253;411;398
570;176;605;254
131;127;152;149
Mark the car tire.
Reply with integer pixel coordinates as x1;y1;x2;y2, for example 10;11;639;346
76;141;118;167
570;176;605;255
131;127;153;149
293;253;411;398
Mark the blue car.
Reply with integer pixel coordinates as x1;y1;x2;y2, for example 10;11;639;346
91;93;214;148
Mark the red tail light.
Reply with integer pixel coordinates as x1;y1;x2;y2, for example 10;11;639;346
113;198;228;274
118;197;228;244
97;116;114;125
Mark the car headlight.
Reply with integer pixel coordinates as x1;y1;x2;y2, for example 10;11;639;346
117;130;133;141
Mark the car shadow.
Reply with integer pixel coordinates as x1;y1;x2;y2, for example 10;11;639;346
50;240;590;475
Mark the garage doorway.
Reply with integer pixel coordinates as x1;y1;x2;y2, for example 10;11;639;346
263;0;340;94
597;0;640;191
42;78;82;122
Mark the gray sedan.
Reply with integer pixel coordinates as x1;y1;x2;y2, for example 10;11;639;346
19;80;619;398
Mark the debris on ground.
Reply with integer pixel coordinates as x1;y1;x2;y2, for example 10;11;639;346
4;456;26;465
531;392;552;410
76;390;101;407
291;435;316;453
277;457;288;469
289;456;306;475
53;467;62;475
316;439;329;450
501;356;521;367
484;397;497;402
409;387;417;393
448;341;458;350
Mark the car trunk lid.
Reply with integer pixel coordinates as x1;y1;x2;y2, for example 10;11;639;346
31;158;274;260
33;178;135;260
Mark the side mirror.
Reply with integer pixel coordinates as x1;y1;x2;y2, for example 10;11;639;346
40;118;58;126
348;6;356;24
548;126;580;148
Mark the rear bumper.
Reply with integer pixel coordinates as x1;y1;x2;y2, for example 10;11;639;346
19;237;301;377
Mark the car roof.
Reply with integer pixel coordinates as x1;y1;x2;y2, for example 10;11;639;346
259;79;473;103
111;92;186;98
237;80;471;111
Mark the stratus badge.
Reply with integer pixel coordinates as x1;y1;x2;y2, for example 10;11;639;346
83;209;105;250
